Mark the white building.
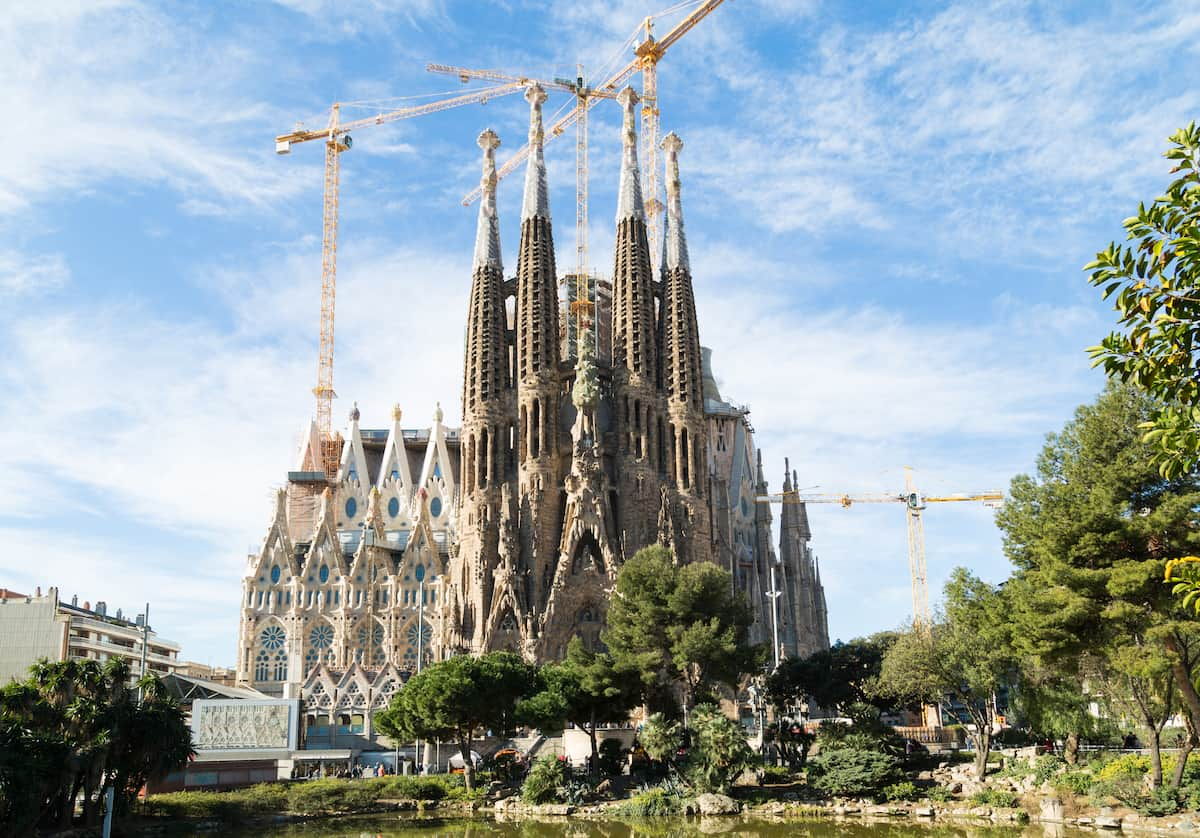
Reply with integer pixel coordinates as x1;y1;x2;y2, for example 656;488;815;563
0;586;183;685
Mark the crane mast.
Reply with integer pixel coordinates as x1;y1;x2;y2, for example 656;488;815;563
275;82;526;477
757;469;1003;630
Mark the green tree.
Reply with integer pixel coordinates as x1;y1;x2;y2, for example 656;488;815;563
766;632;897;719
0;658;192;832
376;651;535;791
603;546;762;711
997;383;1200;789
875;569;1015;779
685;704;756;793
1086;122;1200;479
520;638;640;776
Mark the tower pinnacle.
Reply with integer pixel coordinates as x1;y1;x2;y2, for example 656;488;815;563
521;84;550;221
616;86;644;222
473;129;502;270
661;132;689;273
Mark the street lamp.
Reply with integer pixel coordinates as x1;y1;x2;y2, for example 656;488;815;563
765;564;781;670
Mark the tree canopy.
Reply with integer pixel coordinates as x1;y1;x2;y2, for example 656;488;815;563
876;568;1014;779
996;383;1200;787
0;658;192;833
602;545;762;712
1087;122;1200;479
375;651;535;791
766;632;897;720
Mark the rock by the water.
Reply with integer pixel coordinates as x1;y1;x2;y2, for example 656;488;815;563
695;793;741;816
1040;796;1065;823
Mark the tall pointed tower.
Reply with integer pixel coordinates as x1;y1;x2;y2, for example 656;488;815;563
610;86;662;554
514;84;564;613
778;460;829;658
657;132;710;562
451;128;518;653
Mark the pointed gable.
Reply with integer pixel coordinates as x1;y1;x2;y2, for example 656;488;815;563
416;403;456;527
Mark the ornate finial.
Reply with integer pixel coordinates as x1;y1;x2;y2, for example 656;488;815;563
793;469;799;489
661;131;689;272
434;402;444;423
391;403;403;422
474;129;503;268
350;402;360;422
521;85;550;221
783;458;792;492
615;86;644;222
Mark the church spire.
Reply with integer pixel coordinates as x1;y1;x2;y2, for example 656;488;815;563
616;87;644;222
473;128;502;270
521;84;550;221
662;132;690;273
658;131;703;413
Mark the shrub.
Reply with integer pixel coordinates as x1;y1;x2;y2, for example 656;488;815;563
808;747;903;797
374;775;455;800
685;704;757;794
1095;753;1151;781
1034;753;1066;784
970;788;1020;808
522;755;569;805
614;781;688;817
598;738;627;777
882;781;920;802
925;785;955;803
1138;787;1181;817
285;778;379;815
1053;769;1094;796
144;784;288;821
759;765;793;785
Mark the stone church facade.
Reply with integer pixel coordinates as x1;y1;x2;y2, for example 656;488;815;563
235;84;828;702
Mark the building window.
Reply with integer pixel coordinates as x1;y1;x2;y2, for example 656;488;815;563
388;497;400;518
270;565;281;583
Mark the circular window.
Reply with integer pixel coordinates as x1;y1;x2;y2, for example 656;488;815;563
415;563;426;582
319;565;330;583
270;565;281;584
345;497;357;519
430;496;443;518
260;625;286;650
388;497;400;518
309;623;334;649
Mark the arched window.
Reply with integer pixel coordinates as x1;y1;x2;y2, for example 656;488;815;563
304;622;335;674
356;622;385;668
257;624;287;682
402;620;433;670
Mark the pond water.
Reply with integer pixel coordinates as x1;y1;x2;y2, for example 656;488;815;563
228;815;1088;838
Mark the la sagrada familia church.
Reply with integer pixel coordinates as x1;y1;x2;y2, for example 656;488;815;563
235;85;828;717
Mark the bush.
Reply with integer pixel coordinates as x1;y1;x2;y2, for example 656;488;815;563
925;785;955;803
685;704;757;794
970;788;1020;808
808;748;903;798
1033;753;1065;784
522;755;569;805
1138;787;1181;817
1095;753;1151;781
1053;769;1094;796
374;774;459;800
759;765;793;785
598;738;627;777
285;778;379;815
882;781;920;802
614;781;688;817
144;784;289;821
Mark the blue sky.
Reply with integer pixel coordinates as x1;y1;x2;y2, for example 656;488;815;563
2;0;1198;668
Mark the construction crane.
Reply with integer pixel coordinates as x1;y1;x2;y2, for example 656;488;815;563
274;83;526;478
756;468;1003;630
452;0;727;271
426;64;615;332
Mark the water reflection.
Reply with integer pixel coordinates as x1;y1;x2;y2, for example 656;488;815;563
224;815;1097;838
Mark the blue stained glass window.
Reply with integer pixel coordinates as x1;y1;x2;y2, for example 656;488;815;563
260;625;286;650
415;564;426;582
319;565;330;583
433;462;442;479
270;565;281;584
388;497;400;518
345;497;357;519
430;497;442;518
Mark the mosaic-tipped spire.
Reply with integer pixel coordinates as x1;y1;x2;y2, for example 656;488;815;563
473;129;502;270
521;84;550;221
783;458;792;492
661;132;690;273
615;86;644;222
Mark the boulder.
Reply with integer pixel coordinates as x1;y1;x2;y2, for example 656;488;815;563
1039;796;1065;823
534;803;575;816
695;793;741;816
1096;817;1122;830
1177;819;1196;832
914;807;935;818
596;779;612;797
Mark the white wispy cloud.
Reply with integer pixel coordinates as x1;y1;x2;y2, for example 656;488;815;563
0;250;69;297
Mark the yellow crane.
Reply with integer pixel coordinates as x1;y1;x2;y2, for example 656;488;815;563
756;468;1003;630
274;83;526;478
452;0;727;271
426;64;615;331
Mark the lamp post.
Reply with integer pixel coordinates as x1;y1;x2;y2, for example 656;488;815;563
765;565;781;670
137;603;150;703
